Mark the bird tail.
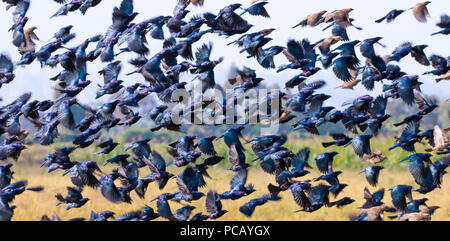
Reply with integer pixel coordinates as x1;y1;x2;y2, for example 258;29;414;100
267;183;281;195
227;39;238;46
322;22;334;31
26;186;44;192
292;19;307;29
276;64;289;73
321;142;334;148
388;144;398;151
375;16;386;23
393;122;403;127
150;125;164;132
89;211;97;221
239;204;255;217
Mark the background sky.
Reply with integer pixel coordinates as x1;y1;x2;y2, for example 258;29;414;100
0;0;449;107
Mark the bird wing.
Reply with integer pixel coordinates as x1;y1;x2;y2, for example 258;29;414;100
195;42;212;64
291;184;311;209
176;171;191;195
157;198;175;221
228;143;240;166
333;56;358;82
151;151;167;172
414;93;430;110
100;182;123;203
246;2;270;18
286;39;305;61
67;186;83;201
433;125;445;148
141;157;160;176
0;54;14;72
412;5;430;23
230;169;247;189
292;147;310;169
411;47;430;66
205;190;218;213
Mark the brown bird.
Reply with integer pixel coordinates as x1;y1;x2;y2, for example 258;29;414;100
335;69;361;89
357;205;389;221
293;10;327;28
425;125;450;152
19;26;39;54
436;71;450;82
398;212;431;221
324;8;354;28
314;36;342;55
269;109;295;124
409;1;431;23
188;0;204;6
362;151;387;164
251;0;265;4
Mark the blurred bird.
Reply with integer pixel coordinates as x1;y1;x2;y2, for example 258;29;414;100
55;186;89;210
360;166;384;187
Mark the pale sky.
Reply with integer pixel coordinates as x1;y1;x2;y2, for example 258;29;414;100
0;0;449;107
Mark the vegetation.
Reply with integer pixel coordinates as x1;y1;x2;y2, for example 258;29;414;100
5;135;450;221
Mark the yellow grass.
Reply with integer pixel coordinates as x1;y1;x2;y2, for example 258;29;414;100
10;166;450;221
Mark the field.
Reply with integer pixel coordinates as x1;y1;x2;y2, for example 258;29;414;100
5;135;450;221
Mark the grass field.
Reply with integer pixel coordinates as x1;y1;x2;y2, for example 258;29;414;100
4;135;450;221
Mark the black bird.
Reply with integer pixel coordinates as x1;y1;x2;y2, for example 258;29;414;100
142;152;174;190
360;166;384;187
240;2;270;18
89;210;115;221
315;152;339;174
389;120;421;152
63;161;103;189
388;185;413;212
346;135;373;157
314;171;342;186
98;171;132;204
156;194;195;221
329;197;355;208
375;9;405;23
0;163;14;189
322;133;352;148
113;205;159;221
125;138;151;162
400;153;436;194
194;136;217;156
220;169;255;200
55;187;89;210
95;138;118;155
239;192;281;217
362;187;385;209
171;166;205;202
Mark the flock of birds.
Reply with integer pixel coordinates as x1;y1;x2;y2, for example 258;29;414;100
0;0;449;221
